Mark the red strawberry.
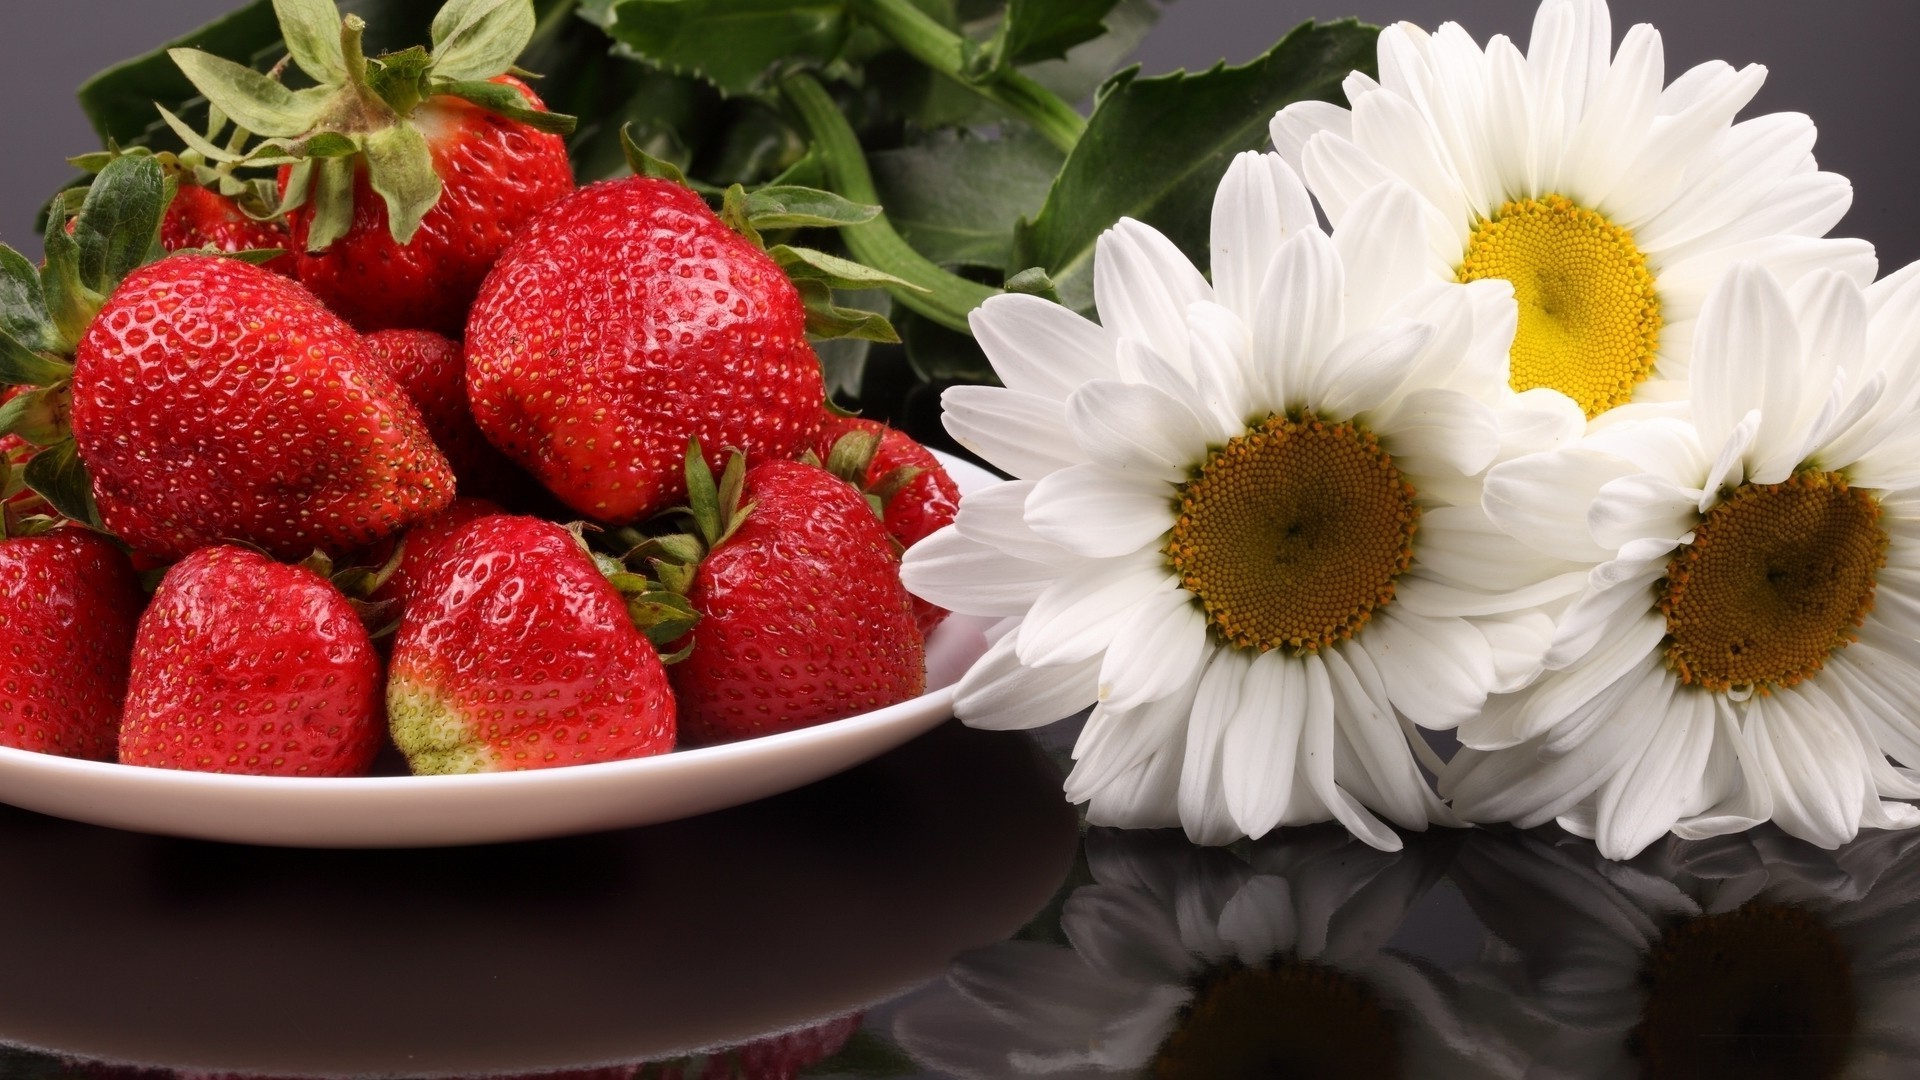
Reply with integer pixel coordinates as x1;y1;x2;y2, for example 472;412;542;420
119;546;384;776
386;514;677;774
161;184;295;276
69;253;455;561
465;176;825;524
279;75;573;336
0;529;143;760
365;494;501;617
361;328;520;491
810;414;960;635
667;456;923;744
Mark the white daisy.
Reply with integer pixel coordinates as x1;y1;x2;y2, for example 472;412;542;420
1269;0;1875;423
1445;261;1920;859
891;827;1522;1079
1452;827;1920;1078
901;151;1582;851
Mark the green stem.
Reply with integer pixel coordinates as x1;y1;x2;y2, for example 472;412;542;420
782;73;997;334
848;0;1086;154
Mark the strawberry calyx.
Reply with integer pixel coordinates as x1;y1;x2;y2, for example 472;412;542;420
800;429;923;533
615;122;919;345
68;104;282;226
169;0;578;252
298;545;407;638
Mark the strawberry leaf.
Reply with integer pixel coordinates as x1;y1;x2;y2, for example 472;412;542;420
168;48;331;137
430;0;538;83
363;122;444;245
744;186;880;230
0;387;73;448
434;79;578;135
71;155;170;298
604;0;851;97
794;279;902;344
0;247;56;358
770;245;925;292
620;121;691;187
275;0;352;84
22;440;100;528
1014;19;1379;311
305;156;359;251
38;216;99;350
868;129;1063;271
0;334;72;390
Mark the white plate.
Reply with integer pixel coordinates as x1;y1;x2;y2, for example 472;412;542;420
0;450;1001;848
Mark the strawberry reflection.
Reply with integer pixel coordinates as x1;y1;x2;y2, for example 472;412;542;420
1452;827;1920;1080
893;825;1516;1079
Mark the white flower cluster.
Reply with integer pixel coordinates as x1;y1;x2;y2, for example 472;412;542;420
903;0;1920;859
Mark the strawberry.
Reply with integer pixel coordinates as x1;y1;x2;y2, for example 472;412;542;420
465;176;825;523
161;184;295;276
169;0;576;336
365;494;500;617
0;527;143;760
119;546;384;777
386;513;677;774
278;74;573;336
362;328;518;491
70;252;455;561
809;414;960;636
659;451;923;745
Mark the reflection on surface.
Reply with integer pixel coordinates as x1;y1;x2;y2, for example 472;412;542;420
0;720;1078;1078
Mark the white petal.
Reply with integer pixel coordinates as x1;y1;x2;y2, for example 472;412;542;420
1178;650;1251;845
1374;387;1499;478
1746;684;1869;849
1593;687;1716;859
951;479;1069;564
1219;649;1306;839
1026;464;1174;559
1211;152;1317;322
1093;219;1212;370
1673;697;1776;839
1299;132;1405;230
1252;227;1346;408
899;525;1062;615
1018;554;1168;665
1333;181;1436;331
1688;262;1804;462
1066;380;1207;483
1098;584;1210;710
1271;100;1353;172
1297;652;1404;850
953;629;1100;730
1325;642;1445;828
1559;22;1663;209
942;385;1081;479
969;292;1119;400
1543;556;1665;668
1587;471;1699;550
1359;609;1495;729
1483;448;1634;562
1309;318;1432;418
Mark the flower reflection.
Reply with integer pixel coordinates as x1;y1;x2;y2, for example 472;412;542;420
1452;827;1920;1079
893;825;1517;1078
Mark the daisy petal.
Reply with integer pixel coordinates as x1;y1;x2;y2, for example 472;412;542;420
1098;585;1210;710
953;629;1100;730
900;526;1062;615
1746;684;1869;849
1357;608;1495;729
1178;650;1250;845
970;292;1119;400
1593;687;1716;859
942;385;1079;479
1026;464;1174;559
1093;219;1212;370
1253;228;1346;406
1211;151;1316;322
1066;379;1208;482
1219;649;1305;839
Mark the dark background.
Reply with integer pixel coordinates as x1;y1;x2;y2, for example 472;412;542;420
3;0;1918;271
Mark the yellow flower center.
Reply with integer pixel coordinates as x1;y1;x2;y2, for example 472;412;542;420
1660;472;1887;693
1165;413;1418;654
1636;903;1856;1080
1456;194;1662;418
1152;958;1403;1079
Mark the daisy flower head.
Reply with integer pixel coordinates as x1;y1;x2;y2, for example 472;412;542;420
1269;0;1875;422
1445;260;1920;860
902;151;1584;851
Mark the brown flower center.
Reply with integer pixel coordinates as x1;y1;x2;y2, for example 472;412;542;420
1152;958;1403;1080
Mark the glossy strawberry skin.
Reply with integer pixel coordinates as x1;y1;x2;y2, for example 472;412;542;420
119;546;384;776
282;77;573;336
70;253;455;562
386;514;676;774
362;328;520;494
673;461;923;745
161;184;295;276
0;530;144;760
365;495;501;618
812;414;959;636
465;177;825;524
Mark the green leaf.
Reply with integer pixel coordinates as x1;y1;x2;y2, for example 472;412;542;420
274;0;351;84
993;0;1120;67
770;245;925;292
431;0;538;82
900;310;994;381
605;0;852;96
363;122;445;244
1015;19;1379;311
77;1;285;149
0;388;71;446
22;440;100;528
795;279;902;343
1003;265;1059;301
619;121;691;186
434;78;578;134
168;48;331;137
0;246;55;356
868;129;1063;270
811;288;890;396
38;215;99;349
306;155;359;251
720;184;763;247
0;334;73;389
155;105;248;164
1021;0;1157;108
745;186;879;230
72;155;170;298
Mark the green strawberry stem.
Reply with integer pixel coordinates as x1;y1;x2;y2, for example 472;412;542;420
781;73;998;335
848;0;1086;154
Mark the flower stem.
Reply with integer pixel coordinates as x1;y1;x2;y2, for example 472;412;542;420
782;72;997;334
847;0;1086;154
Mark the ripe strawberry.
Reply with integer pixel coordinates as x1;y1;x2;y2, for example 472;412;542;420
362;329;519;491
466;176;825;523
365;494;500;617
386;514;677;774
0;528;143;760
809;414;960;635
162;184;295;276
665;454;922;745
119;546;384;776
69;253;455;561
278;75;573;336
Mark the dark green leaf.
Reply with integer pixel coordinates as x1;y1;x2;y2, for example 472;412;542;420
812;288;890;396
169;48;332;137
620;122;690;185
1003;265;1060;301
0;334;73;389
76;1;285;148
0;388;70;447
39;216;100;349
796;279;902;343
901;308;993;381
1019;0;1156;105
72;155;170;297
604;0;851;96
0;246;55;356
771;245;923;291
869;129;1063;270
994;0;1120;66
720;184;763;247
306;156;359;251
434;78;579;134
745;185;879;230
22;440;100;528
1015;18;1379;310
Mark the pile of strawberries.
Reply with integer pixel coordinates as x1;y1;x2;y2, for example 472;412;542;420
0;0;959;778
